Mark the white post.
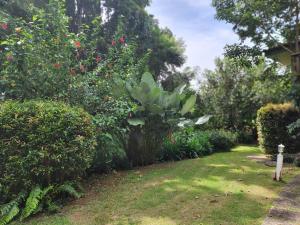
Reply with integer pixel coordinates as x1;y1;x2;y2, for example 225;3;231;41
275;144;285;181
0;92;5;101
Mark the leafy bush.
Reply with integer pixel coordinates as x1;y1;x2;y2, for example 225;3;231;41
92;132;129;172
257;103;300;154
0;101;96;204
160;129;237;161
207;130;238;152
294;153;300;167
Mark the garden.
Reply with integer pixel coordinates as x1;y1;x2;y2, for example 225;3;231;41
0;1;300;225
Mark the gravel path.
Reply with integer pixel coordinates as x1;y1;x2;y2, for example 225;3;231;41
262;174;300;225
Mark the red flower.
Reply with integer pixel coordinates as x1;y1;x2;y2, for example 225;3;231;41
6;54;13;62
111;40;116;46
119;36;125;44
1;23;8;30
95;55;102;63
74;41;81;48
53;63;62;69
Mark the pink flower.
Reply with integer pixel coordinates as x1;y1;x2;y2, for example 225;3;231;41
6;54;13;62
95;55;102;63
1;23;8;30
119;36;125;44
111;40;116;46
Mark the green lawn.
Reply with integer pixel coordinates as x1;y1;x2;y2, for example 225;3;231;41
20;146;299;225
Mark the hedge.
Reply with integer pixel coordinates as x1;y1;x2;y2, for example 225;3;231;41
0;101;96;204
257;103;300;154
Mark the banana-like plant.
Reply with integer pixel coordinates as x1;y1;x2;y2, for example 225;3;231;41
125;72;210;127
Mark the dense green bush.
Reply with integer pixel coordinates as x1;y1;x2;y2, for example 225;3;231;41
257;103;300;154
207;130;238;152
160;129;237;161
294;153;300;167
0;101;96;204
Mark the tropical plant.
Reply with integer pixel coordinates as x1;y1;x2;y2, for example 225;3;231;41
121;72;210;165
126;72;209;127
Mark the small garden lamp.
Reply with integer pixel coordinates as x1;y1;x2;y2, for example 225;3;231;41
275;144;285;181
278;144;285;154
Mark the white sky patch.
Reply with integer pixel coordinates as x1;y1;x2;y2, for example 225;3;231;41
148;0;240;70
183;0;212;8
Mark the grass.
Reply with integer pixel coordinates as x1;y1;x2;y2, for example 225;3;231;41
19;146;299;225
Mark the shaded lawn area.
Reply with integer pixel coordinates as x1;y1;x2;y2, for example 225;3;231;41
20;146;300;225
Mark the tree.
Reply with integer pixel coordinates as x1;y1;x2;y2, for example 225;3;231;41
198;57;291;140
212;0;299;51
212;0;300;106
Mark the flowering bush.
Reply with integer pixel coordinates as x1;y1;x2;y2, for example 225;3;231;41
0;1;80;99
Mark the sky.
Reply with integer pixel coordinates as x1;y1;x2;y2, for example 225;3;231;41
147;0;240;70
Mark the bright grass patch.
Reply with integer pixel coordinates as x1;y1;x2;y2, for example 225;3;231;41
19;146;300;225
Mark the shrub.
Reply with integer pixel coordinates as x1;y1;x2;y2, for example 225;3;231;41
257;103;300;154
207;130;238;152
92;132;129;172
0;101;96;204
294;153;300;167
160;129;237;161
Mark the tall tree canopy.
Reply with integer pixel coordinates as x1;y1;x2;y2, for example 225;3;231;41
0;0;185;78
212;0;299;52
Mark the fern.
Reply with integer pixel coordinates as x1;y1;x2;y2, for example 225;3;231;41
20;186;44;221
57;183;82;199
0;192;25;225
0;203;20;225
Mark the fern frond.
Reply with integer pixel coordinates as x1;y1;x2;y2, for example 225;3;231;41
57;183;82;199
20;186;43;221
0;204;19;225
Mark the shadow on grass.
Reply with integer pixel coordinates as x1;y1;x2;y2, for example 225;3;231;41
20;146;299;225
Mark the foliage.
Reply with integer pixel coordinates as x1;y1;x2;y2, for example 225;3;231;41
257;103;300;154
20;186;46;221
212;0;298;48
160;129;238;161
0;182;82;225
288;118;300;139
0;0;81;100
0;100;96;204
126;72;202;126
294;153;300;167
0;194;23;225
207;130;238;152
198;57;291;139
123;72;209;166
92;129;129;171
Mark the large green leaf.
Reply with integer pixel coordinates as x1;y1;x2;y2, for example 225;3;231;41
127;118;145;126
141;72;157;88
195;115;212;125
180;95;196;116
